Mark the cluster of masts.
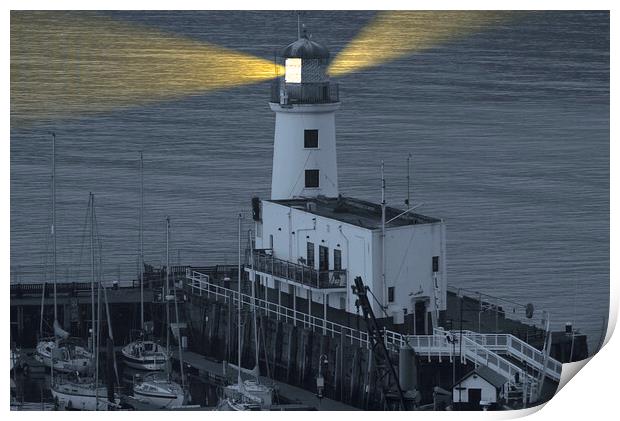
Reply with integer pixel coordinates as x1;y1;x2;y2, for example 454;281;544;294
16;134;274;411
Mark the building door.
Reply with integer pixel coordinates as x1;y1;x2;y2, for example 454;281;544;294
414;301;426;334
468;388;482;408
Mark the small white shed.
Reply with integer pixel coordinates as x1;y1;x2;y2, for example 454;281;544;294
452;366;509;409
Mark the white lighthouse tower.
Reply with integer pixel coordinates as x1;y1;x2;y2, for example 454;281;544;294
269;29;340;200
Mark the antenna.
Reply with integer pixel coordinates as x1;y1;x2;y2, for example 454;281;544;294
297;11;301;39
406;153;412;206
381;161;387;310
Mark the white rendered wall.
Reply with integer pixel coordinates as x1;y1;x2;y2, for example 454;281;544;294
269;102;340;200
254;201;372;311
370;222;447;317
254;201;446;318
452;376;501;404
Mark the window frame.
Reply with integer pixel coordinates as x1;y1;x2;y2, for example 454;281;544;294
304;129;319;149
306;242;315;268
304;169;320;188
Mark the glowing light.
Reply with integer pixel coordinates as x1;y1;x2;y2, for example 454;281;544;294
285;58;302;84
11;11;284;124
328;11;513;77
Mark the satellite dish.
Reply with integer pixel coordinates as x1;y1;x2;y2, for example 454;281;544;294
525;303;534;319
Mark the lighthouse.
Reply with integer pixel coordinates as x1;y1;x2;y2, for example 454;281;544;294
250;30;447;333
269;29;340;200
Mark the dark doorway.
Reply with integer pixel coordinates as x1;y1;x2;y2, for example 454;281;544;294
414;301;426;334
468;388;482;408
318;245;329;285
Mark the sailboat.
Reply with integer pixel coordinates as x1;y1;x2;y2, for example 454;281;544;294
121;153;170;371
217;214;274;411
128;217;185;409
35;133;92;374
50;194;118;411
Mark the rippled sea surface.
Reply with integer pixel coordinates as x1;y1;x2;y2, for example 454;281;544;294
11;11;609;351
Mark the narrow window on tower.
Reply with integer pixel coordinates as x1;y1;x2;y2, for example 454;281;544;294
432;256;440;273
305;169;319;188
307;242;315;267
304;129;319;148
388;286;395;303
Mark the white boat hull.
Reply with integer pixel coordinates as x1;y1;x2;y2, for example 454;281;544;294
51;384;112;411
132;375;185;409
35;340;92;373
121;340;168;371
132;390;184;409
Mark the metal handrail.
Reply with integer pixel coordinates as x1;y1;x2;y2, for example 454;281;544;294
187;270;367;346
449;330;562;381
252;250;347;289
187;269;553;400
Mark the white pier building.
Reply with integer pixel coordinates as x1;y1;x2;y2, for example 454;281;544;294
247;31;447;333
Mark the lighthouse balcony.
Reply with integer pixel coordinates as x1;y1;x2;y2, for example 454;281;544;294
270;79;339;105
250;249;347;289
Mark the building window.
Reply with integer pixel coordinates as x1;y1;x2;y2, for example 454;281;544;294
340;296;346;310
305;169;319;188
388;287;395;303
306;242;315;267
304;129;319;148
432;256;439;273
334;249;342;271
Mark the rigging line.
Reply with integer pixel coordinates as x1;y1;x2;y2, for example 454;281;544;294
392;226;417;283
91;197;104;283
366;286;390;317
287;150;313;198
74;194;94;282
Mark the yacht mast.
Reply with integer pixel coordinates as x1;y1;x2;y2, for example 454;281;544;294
90;193;96;354
139;153;144;329
170;219;186;390
52;133;57;323
165;216;171;380
237;213;242;386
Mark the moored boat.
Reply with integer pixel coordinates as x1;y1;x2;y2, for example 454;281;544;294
51;373;117;411
130;372;185;409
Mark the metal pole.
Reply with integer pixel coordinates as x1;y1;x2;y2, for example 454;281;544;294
171;224;186;391
90;194;96;354
140;152;144;329
237;213;243;385
406;153;411;206
166;217;171;380
381;161;386;310
52;133;57;323
95;277;101;410
458;290;463;406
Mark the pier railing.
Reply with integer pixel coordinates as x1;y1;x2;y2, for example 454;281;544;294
449;330;562;382
187;269;366;345
251;249;347;289
186;269;557;403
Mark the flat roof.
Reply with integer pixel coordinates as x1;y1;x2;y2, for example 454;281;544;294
268;196;441;230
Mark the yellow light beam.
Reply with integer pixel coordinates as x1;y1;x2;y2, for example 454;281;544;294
328;11;514;77
11;11;283;124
